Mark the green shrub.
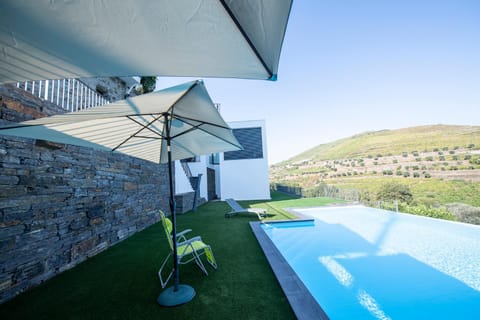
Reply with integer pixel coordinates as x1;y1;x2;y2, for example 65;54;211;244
403;171;410;177
413;172;420;178
468;143;475;149
402;205;455;221
426;156;434;161
140;76;157;93
470;157;480;165
376;182;413;203
424;172;431;178
402;152;408;157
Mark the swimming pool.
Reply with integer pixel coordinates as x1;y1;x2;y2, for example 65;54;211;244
260;206;480;319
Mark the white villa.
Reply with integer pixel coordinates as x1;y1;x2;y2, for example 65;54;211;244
175;119;270;207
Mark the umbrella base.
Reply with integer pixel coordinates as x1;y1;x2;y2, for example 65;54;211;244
157;284;196;306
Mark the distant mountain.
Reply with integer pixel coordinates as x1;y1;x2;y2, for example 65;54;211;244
279;124;480;165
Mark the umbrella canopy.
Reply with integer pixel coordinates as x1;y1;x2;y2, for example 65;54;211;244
0;0;292;83
0;80;242;163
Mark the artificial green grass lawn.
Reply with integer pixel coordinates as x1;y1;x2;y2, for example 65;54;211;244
0;192;343;320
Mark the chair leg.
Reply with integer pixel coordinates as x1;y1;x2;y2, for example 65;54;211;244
158;252;174;289
192;250;209;275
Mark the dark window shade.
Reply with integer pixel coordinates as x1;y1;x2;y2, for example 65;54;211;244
224;127;263;161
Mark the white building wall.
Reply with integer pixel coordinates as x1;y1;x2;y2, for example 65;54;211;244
175;120;270;201
174;161;194;194
219;120;270;201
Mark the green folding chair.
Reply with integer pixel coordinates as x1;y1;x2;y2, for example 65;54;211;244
158;210;217;289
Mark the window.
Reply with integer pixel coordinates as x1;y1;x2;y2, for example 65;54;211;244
224;127;263;161
209;153;220;165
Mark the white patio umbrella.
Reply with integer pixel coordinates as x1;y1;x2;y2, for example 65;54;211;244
0;80;242;305
0;0;292;83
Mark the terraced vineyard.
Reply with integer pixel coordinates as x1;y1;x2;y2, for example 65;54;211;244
270;125;480;219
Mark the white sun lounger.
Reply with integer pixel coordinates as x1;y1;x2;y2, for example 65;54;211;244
225;198;267;219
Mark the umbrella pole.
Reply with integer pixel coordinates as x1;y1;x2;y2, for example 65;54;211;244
157;114;195;307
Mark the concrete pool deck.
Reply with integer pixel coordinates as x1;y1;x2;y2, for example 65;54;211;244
250;219;329;320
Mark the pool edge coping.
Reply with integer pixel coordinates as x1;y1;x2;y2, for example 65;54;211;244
249;220;329;320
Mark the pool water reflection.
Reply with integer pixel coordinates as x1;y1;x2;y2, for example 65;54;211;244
261;206;480;319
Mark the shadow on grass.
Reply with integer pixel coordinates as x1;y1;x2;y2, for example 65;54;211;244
0;192;344;320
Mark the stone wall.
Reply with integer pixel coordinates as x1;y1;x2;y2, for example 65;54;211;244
0;84;170;303
175;192;207;214
0;136;169;303
0;84;65;125
79;77;137;102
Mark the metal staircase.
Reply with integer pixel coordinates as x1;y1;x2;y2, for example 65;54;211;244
180;160;202;211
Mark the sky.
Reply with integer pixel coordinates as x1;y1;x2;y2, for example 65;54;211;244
156;0;480;165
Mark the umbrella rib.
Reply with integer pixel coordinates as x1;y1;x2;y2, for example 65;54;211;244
219;0;274;80
127;114;167;138
134;135;162;140
171;117;243;150
112;114;165;152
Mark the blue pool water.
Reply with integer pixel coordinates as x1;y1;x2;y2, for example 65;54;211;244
261;206;480;319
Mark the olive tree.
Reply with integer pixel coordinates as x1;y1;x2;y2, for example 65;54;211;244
376;182;413;204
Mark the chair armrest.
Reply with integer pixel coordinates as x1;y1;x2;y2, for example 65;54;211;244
177;229;192;241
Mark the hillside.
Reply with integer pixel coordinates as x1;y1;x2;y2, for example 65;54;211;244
282;124;480;164
270;124;480;210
